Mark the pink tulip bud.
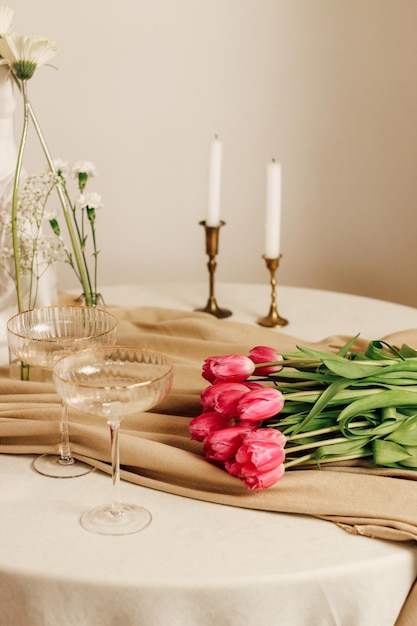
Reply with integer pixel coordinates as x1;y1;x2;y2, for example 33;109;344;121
236;388;285;422
202;355;255;384
249;346;283;375
200;382;249;413
241;464;285;491
224;428;287;491
203;425;251;461
242;428;287;447
223;428;287;490
189;412;231;442
235;429;286;473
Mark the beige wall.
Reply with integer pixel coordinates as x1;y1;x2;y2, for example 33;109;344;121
9;0;417;306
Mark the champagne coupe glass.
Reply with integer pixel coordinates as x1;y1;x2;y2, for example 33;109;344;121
53;345;173;535
7;305;118;478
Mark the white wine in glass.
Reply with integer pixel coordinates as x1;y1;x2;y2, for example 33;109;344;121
53;345;173;535
7;305;118;478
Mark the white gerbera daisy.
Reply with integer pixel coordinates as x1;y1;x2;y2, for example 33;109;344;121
0;32;58;80
0;6;14;36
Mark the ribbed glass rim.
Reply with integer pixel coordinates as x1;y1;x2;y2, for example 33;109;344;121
52;344;174;391
7;305;118;343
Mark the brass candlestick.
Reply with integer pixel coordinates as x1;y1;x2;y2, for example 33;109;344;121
257;255;288;328
195;220;232;318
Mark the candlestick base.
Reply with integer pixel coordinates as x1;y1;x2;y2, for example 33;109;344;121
257;309;288;328
195;220;232;319
257;255;288;328
196;297;232;319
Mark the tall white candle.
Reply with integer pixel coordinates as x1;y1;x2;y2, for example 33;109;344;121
206;135;222;226
264;160;282;258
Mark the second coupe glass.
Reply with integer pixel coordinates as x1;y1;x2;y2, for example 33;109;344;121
53;346;173;535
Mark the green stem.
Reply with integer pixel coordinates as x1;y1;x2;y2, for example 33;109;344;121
26;101;93;306
11;81;29;312
254;358;320;370
284;452;314;467
278;422;372;465
286;423;366;441
70;200;93;299
280;386;384;405
286;435;349;454
90;219;98;299
284;450;372;469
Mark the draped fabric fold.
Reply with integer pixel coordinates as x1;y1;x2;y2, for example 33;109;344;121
1;304;417;624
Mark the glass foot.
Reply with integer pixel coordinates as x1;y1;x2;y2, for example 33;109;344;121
33;454;95;478
81;503;152;535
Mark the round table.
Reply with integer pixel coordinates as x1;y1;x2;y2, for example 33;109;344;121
0;451;416;626
1;283;417;626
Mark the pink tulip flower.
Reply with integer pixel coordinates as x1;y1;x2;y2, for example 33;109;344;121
235;428;286;473
223;428;287;490
189;412;231;442
200;382;249;414
243;428;287;447
240;464;285;491
236;388;285;422
214;388;251;418
203;425;251;461
249;346;283;375
202;355;255;384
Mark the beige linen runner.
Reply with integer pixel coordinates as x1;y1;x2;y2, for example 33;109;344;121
1;304;417;625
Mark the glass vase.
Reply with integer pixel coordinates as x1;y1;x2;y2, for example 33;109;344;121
0;66;58;370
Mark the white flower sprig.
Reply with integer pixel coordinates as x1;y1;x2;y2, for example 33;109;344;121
49;162;102;304
0;172;65;308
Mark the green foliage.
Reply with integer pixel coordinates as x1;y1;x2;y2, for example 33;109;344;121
258;338;417;472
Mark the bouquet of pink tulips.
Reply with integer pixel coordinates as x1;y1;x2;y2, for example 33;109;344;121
189;338;417;490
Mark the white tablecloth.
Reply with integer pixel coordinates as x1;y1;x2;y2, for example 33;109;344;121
1;453;416;626
1;283;417;626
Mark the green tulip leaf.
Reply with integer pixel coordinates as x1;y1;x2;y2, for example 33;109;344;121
396;451;417;469
337;334;361;357
338;390;417;430
314;438;369;460
386;414;417;445
399;344;417;358
296;346;390;379
363;340;404;361
372;439;412;464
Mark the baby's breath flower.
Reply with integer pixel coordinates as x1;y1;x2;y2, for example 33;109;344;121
0;209;11;229
0;6;13;36
0;168;64;308
0;32;58;80
0;246;12;263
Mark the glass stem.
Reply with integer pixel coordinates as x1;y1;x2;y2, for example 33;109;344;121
109;420;123;516
58;401;74;465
